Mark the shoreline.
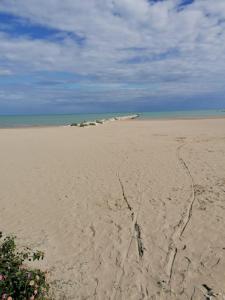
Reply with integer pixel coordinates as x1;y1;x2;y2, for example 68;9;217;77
0;114;225;129
135;114;225;121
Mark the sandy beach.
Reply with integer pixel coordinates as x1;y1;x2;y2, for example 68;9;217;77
0;118;225;299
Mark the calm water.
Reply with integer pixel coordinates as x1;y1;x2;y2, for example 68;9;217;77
0;113;129;128
0;109;224;128
139;109;225;119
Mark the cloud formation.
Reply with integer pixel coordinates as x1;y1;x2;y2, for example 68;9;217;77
0;0;225;113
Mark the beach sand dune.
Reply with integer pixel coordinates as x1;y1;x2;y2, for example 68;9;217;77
0;118;225;299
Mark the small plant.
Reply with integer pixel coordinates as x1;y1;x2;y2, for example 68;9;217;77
0;232;50;300
70;123;78;126
89;122;96;126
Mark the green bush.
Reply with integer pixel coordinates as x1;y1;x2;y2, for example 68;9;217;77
0;232;50;300
70;123;78;126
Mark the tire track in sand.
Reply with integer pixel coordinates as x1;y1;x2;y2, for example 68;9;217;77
112;173;146;300
164;142;196;291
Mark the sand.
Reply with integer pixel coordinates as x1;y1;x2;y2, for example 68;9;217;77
0;118;225;299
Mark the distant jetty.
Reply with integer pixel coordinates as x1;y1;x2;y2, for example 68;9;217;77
70;114;139;127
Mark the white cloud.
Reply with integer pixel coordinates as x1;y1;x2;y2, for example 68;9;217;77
0;68;12;75
0;0;225;111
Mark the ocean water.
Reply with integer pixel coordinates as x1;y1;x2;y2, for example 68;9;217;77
0;112;129;128
139;109;225;119
0;109;224;128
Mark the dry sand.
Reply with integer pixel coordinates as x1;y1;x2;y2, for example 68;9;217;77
0;118;225;299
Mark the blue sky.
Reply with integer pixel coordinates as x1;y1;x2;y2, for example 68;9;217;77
0;0;225;114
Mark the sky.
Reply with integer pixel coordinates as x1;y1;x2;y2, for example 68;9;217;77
0;0;225;114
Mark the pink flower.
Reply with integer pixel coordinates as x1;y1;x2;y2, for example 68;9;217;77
0;274;4;281
30;296;35;300
7;297;13;300
2;294;7;300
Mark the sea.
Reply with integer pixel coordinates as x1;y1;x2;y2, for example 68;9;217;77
0;109;224;128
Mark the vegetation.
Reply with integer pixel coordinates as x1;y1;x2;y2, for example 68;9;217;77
0;232;50;300
70;123;78;126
